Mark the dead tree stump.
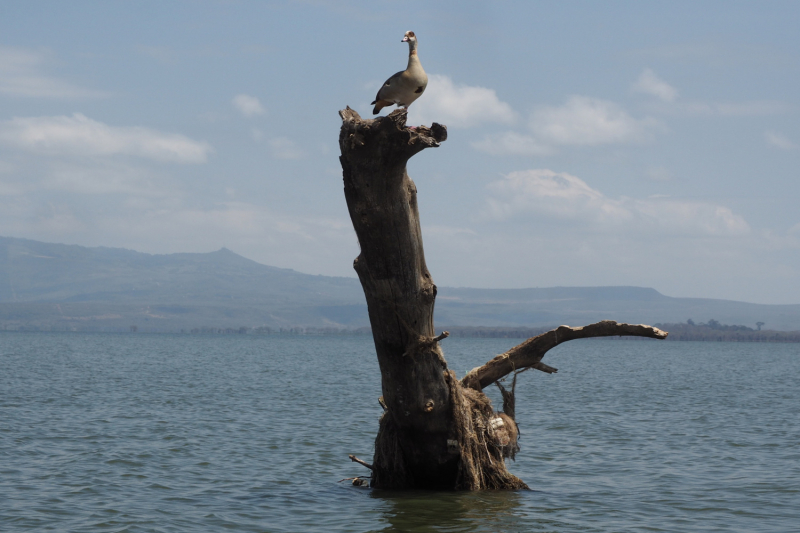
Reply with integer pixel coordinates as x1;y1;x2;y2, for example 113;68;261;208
338;107;667;490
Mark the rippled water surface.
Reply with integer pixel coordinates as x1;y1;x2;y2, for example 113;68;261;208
2;333;798;532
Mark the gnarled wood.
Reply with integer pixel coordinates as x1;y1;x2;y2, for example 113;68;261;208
339;106;668;490
462;321;668;391
339;107;462;488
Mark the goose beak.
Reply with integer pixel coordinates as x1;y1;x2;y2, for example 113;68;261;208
402;36;409;42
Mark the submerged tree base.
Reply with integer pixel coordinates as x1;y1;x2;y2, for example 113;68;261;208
372;368;527;490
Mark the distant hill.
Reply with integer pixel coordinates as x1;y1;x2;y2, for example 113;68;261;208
0;236;365;331
2;236;799;332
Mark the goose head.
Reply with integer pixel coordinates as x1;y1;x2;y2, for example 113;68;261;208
401;31;417;44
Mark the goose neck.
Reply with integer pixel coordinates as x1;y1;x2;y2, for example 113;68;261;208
406;41;420;67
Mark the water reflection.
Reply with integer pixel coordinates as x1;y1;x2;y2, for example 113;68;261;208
370;489;529;532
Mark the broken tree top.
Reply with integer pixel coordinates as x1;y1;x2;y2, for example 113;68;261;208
339;107;447;161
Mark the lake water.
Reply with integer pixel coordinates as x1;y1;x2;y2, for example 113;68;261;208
1;332;798;532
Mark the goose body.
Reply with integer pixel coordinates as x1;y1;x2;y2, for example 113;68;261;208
372;31;428;114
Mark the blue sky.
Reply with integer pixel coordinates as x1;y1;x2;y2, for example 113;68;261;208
1;1;798;304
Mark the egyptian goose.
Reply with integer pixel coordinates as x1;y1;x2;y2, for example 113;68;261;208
371;31;428;114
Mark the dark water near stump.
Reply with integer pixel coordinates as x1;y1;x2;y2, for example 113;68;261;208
1;333;798;532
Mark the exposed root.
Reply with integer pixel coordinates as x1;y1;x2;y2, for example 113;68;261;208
495;373;521;460
496;371;519;420
370;370;527;490
446;370;528;490
338;475;372;487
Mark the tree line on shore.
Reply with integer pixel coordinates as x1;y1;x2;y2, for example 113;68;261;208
187;321;800;342
5;320;800;342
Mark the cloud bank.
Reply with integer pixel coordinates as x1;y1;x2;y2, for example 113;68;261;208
530;96;658;146
0;114;212;163
632;68;678;102
486;169;750;237
474;95;660;157
409;74;516;128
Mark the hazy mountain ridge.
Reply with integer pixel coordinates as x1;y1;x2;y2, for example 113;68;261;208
2;236;799;332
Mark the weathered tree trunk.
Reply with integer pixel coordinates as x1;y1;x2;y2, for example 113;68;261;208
338;107;667;490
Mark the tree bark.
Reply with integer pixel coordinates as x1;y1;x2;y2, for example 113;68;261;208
339;107;463;488
338;107;668;490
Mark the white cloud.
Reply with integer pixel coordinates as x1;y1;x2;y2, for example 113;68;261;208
0;114;212;163
632;68;678;102
0;46;107;98
408;74;516;128
486;169;629;222
0;138;180;198
531;96;658;146
471;132;553;157
632;198;750;236
486;169;750;236
765;131;796;150
268;137;304;159
232;94;265;117
475;97;659;156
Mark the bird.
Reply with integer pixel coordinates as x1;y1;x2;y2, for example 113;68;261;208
371;31;428;115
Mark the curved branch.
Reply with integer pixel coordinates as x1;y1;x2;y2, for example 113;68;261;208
461;320;668;391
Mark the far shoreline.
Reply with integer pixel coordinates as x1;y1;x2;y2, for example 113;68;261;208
3;323;800;342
